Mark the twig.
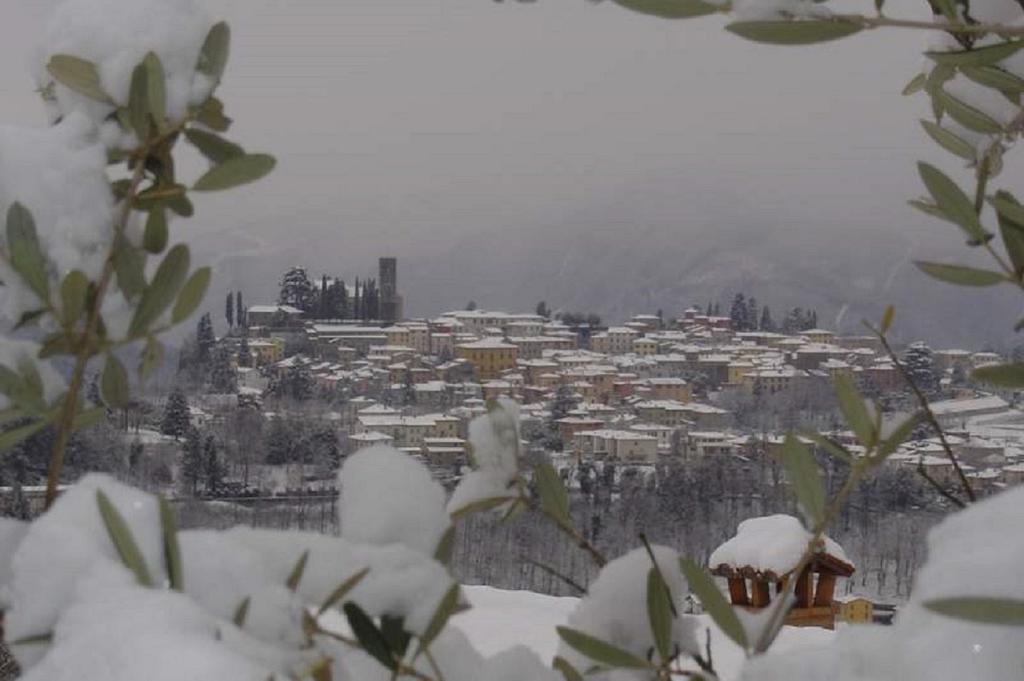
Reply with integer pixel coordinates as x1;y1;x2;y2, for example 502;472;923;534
916;457;967;508
44;159;148;508
872;329;975;503
524;557;588;595
423;647;446;681
538;502;608;567
832;13;1024;36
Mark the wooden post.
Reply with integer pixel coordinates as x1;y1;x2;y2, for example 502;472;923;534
751;578;771;607
728;577;749;606
795;567;812;608
814;573;836;607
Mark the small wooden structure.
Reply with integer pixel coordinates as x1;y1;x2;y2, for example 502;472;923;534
709;515;855;630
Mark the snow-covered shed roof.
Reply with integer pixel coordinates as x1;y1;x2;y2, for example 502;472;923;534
709;515;853;580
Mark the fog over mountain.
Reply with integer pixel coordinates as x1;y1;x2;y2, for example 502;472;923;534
4;0;1022;347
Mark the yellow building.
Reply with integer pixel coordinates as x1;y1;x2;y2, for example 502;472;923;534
836;596;874;624
456;338;519;380
646;378;692;403
387;323;431;354
248;337;285;365
632;337;659;356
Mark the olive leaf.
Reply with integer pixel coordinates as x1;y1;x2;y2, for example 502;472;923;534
193;154;276;192
6;202;51;304
47;55;112;104
100;353;130;408
197;22;231;84
781;434;825;526
925;597;1024;626
129;244;190;336
726;20;861;45
914;261;1005;287
96;489;153;587
612;0;720;18
171;267;212;324
679;557;748;650
534;461;571;525
555;626;651;669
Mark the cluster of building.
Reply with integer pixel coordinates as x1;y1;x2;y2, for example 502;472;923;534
220;293;1024;494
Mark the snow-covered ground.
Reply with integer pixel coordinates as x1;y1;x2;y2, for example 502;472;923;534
454;585;835;681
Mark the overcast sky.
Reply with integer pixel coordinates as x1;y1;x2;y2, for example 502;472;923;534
3;0;1021;331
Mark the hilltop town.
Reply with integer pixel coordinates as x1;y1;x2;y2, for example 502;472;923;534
6;258;1019;602
168;258;1023;499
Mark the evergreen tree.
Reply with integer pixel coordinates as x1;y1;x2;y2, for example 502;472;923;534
210;346;238;393
808;309;819;330
760;306;775;332
265;419;293;464
729;293;748;331
544;385;580;452
278;267;316;313
334;279;349;319
274;364;314;402
783;307;804;334
160;388;191;440
352;278;362;320
466;300;478;311
402;369;417;406
705;302;713;316
225;292;234;329
195;313;216;366
712;302;721;316
319;275;329;319
437;345;454;363
536;301;551;319
203;435;223;495
236;291;246;329
746;297;758;331
903;342;939;395
363;279;380;320
181;426;203;495
237;335;252;368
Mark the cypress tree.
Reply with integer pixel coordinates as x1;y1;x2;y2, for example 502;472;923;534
161;388;191;440
181;426;203;495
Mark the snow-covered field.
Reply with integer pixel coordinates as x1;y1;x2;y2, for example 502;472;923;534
454;585;835;681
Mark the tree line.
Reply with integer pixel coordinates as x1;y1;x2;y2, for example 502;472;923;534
279;266;382;321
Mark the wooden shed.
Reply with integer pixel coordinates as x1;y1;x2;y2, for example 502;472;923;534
708;515;855;630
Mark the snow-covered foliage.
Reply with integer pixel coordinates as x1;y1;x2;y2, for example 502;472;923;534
0;461;566;681
0;115;113;322
742;486;1024;681
557;546;698;680
709;515;848;575
448;398;524;515
339;445;450;557
34;0;216;131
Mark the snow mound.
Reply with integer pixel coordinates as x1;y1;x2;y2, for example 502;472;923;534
709;515;850;577
339;445;450;557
